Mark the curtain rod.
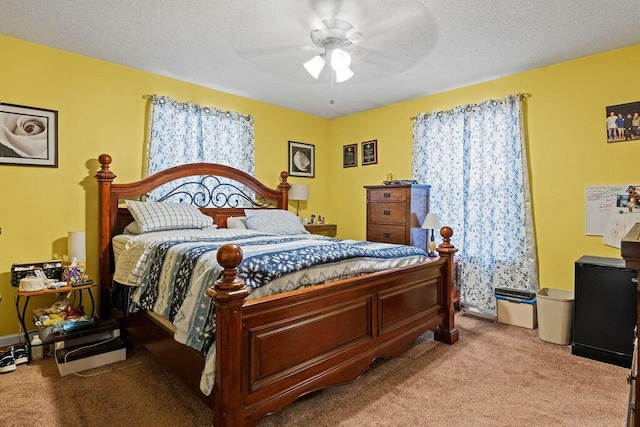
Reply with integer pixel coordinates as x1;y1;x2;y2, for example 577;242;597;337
409;93;532;121
143;94;252;120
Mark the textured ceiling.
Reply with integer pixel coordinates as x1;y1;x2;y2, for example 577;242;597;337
1;0;640;118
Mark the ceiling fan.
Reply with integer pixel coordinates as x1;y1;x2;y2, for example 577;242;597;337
302;18;362;83
231;0;436;85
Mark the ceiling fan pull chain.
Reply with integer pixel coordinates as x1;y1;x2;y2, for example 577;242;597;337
330;70;335;105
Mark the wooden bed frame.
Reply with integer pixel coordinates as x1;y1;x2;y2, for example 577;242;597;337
95;153;458;426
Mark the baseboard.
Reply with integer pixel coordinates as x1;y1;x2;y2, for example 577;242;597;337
0;333;24;348
571;342;632;369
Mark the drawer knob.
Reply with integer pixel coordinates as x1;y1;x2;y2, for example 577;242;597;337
383;210;391;215
383;192;391;198
383;232;391;238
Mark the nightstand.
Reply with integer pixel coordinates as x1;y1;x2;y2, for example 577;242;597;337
304;223;337;237
15;282;96;363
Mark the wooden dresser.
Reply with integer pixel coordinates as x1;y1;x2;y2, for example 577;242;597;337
364;184;430;249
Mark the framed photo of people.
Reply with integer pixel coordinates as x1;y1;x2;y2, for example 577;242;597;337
606;101;640;143
343;143;357;168
0;103;58;167
361;139;378;165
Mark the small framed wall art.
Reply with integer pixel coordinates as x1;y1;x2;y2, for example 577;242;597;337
289;141;315;177
361;139;378;166
0;103;58;167
343;143;357;168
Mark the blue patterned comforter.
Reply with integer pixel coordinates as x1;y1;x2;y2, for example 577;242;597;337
115;229;428;394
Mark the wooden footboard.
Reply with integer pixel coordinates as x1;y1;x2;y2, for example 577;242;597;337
210;229;458;426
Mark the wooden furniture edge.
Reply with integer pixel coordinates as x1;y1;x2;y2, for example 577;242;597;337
621;222;640;427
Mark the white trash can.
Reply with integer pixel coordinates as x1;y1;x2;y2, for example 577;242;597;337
536;288;574;345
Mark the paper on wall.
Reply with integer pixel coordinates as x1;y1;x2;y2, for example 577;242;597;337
602;211;640;248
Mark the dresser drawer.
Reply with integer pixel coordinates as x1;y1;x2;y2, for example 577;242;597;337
368;202;407;224
367;224;406;244
368;188;408;203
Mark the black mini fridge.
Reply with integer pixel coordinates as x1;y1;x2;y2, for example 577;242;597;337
572;256;637;368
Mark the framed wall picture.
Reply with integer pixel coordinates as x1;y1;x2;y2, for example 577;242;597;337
606;100;640;143
288;141;315;177
0;103;58;167
361;139;378;165
343;143;357;168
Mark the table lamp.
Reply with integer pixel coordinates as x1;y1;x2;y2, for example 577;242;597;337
289;184;309;216
421;213;442;257
68;231;86;264
65;231;88;285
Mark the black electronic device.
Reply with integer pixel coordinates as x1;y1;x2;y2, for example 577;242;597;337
494;287;536;300
382;179;418;185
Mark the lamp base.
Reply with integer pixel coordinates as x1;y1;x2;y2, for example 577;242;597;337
427;237;437;258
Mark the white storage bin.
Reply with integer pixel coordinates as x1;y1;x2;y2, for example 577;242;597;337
496;296;538;329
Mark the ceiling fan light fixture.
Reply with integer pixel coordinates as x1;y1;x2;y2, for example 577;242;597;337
334;67;354;83
303;54;325;79
330;48;351;71
305;18;358;83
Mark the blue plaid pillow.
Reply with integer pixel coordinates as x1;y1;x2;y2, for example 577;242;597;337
125;200;213;233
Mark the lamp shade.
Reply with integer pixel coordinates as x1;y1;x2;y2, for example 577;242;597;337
289;184;309;201
330;48;351;70
421;213;442;230
68;231;86;263
303;55;325;79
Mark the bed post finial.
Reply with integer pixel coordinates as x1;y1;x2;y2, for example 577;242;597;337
214;244;246;291
98;153;112;170
277;171;290;210
206;244;249;427
439;226;454;249
96;153;116;182
435;226;459;345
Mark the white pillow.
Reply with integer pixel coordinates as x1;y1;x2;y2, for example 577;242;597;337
244;209;309;235
226;216;248;229
123;221;142;235
125;200;214;233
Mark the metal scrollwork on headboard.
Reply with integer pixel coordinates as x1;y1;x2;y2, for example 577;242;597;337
147;175;272;208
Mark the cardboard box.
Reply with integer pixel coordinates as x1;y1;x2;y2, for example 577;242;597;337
496;296;538;329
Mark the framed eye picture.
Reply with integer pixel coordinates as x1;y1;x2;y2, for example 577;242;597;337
361;139;378;166
288;141;315;178
343;143;357;168
0;103;58;167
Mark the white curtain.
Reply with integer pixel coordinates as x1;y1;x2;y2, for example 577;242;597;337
412;94;538;314
145;95;255;205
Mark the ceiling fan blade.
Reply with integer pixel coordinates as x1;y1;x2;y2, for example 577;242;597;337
236;44;316;60
309;0;344;20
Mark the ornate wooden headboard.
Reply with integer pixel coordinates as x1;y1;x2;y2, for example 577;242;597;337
94;153;291;318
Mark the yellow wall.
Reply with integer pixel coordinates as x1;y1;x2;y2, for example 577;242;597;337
331;43;640;295
1;32;639;339
0;35;329;336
